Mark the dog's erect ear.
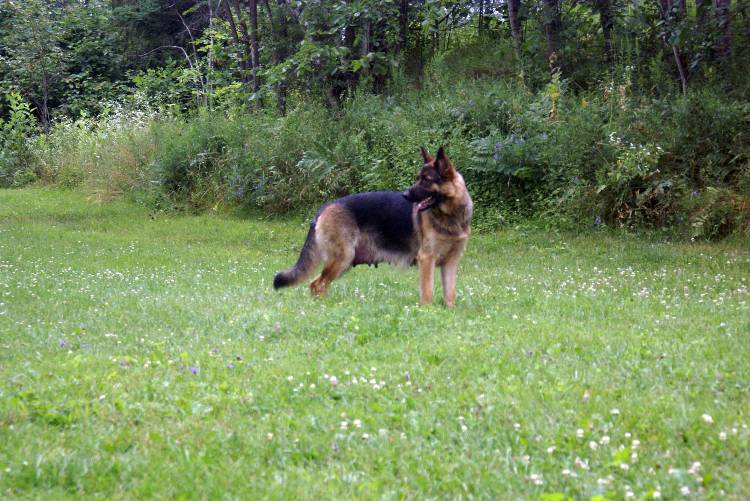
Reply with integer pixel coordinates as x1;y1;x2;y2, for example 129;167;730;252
420;146;433;164
435;146;455;178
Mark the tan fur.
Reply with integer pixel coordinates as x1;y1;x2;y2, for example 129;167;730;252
275;146;472;306
414;170;472;307
309;204;357;296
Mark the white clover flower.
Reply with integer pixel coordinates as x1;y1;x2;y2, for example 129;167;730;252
632;439;640;449
589;441;598;450
547;446;556;455
702;414;713;424
600;435;610;445
340;421;348;430
611;408;620;416
719;431;727;441
353;419;362;428
680;486;690;495
529;473;543;485
653;490;661;499
576;428;584;439
620;463;630;471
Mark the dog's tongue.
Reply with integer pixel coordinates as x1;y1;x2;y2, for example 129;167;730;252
416;197;433;211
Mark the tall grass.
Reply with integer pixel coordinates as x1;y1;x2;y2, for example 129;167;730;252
33;104;158;202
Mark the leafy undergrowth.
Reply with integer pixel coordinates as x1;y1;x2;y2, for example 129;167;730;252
1;188;749;499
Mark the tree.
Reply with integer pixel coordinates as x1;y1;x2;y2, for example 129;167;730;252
541;0;562;73
247;0;262;104
713;0;732;61
2;1;65;130
657;0;688;94
595;0;614;66
508;0;523;62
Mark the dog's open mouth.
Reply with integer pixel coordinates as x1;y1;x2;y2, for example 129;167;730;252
416;196;434;211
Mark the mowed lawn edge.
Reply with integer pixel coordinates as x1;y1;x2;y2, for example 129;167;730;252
1;187;749;499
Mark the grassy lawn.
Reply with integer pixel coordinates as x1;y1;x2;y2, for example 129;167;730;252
1;187;748;499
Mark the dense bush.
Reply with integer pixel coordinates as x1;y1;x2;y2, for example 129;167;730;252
0;93;37;187
11;64;750;239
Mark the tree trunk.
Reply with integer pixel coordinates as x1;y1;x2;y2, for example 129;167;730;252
596;0;614;67
40;71;50;132
672;45;688;94
222;2;250;83
478;0;485;37
713;0;732;61
362;18;371;56
274;0;289;116
397;0;408;53
247;0;262;107
542;0;561;73
695;0;708;30
508;0;522;61
658;0;688;93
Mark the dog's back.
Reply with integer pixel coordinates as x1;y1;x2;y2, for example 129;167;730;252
273;191;419;293
334;192;417;264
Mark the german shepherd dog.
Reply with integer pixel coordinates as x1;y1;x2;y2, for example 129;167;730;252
273;147;472;306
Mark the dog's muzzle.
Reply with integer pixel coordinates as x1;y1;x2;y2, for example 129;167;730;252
403;189;437;211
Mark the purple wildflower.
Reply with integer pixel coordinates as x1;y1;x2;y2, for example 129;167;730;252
59;339;67;348
227;363;235;369
190;366;199;375
594;215;602;227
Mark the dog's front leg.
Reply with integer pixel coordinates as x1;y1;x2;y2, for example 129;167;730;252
441;258;459;307
417;253;435;305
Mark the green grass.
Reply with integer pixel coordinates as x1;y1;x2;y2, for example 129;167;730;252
1;187;749;499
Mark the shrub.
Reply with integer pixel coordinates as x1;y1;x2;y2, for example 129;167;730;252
684;187;750;240
0;92;37;187
6;65;747;240
32;100;158;201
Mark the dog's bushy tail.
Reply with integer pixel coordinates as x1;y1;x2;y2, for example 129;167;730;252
273;222;319;289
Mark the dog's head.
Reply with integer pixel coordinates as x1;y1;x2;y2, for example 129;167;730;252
403;146;456;211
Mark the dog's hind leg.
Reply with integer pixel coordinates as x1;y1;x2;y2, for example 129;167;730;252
309;205;356;297
310;252;353;297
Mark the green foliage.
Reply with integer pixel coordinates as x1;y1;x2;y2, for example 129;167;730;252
20;64;750;239
0;93;38;187
684;187;750;241
31;99;158;197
